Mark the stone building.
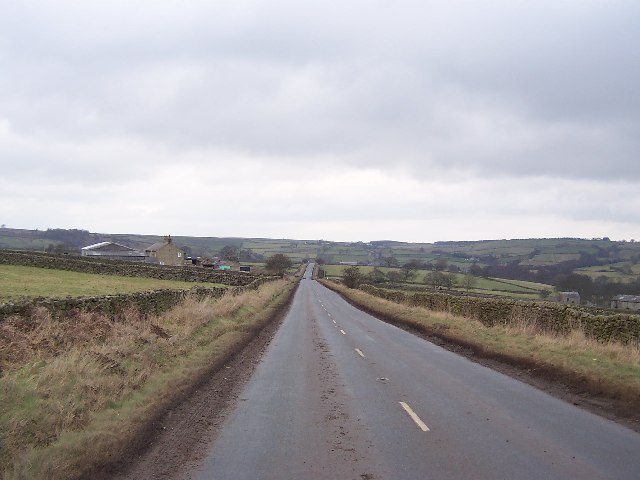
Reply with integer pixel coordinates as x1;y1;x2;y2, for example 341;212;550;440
145;236;185;266
611;295;640;311
558;291;580;305
81;242;145;261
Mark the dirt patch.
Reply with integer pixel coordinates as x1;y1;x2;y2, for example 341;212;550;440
95;283;298;480
323;281;640;434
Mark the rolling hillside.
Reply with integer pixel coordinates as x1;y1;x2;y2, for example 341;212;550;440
2;227;639;304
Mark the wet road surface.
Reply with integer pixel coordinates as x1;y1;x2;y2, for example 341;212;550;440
192;264;640;479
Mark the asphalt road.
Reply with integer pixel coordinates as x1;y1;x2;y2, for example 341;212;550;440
192;263;640;480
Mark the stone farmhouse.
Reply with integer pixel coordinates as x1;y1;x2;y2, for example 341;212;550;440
611;295;640;311
144;235;185;266
81;236;185;266
81;242;146;261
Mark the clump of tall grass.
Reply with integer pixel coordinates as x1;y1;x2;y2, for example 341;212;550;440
503;310;640;368
0;279;292;479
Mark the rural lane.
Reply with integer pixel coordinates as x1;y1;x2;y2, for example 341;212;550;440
190;263;640;479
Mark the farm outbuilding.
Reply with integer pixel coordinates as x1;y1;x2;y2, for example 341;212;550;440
145;236;185;266
81;242;145;261
558;291;580;305
214;259;240;271
611;295;640;311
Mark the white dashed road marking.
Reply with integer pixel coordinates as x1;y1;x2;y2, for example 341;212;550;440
399;402;430;432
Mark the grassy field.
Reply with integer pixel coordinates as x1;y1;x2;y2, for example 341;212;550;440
575;263;640;283
0;279;295;479
321;264;554;300
322;280;640;410
4;229;640;275
0;265;227;302
520;252;582;266
241;239;319;263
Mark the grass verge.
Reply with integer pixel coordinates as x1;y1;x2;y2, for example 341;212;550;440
321;280;640;418
0;279;295;479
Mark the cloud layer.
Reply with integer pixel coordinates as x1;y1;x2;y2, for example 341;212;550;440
1;1;639;241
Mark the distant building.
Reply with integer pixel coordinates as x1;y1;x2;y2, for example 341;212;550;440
214;258;240;271
81;242;145;261
145;236;185;266
558;291;580;305
611;295;640;311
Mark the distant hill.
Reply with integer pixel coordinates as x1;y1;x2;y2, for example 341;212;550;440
1;227;639;303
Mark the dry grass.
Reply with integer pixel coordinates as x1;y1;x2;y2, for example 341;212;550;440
324;281;640;403
0;279;293;479
504;314;640;366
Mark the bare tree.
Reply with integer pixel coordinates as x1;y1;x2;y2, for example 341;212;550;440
424;271;447;289
401;260;421;282
343;266;364;288
383;256;399;268
434;258;448;271
462;274;477;292
265;254;293;276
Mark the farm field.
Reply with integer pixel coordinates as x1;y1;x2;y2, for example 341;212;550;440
0;265;227;302
246;241;318;262
575;263;640;283
321;264;554;300
520;253;582;266
2;228;639;306
4;228;639;269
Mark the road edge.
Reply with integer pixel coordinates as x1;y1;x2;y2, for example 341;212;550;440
94;279;300;480
319;279;640;433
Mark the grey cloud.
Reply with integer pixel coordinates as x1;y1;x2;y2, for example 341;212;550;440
0;1;639;241
2;1;638;183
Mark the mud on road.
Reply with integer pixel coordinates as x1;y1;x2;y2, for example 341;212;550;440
99;290;295;480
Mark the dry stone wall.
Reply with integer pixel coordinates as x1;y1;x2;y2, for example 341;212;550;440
359;284;640;344
0;287;222;321
0;250;257;286
0;250;279;322
0;276;276;322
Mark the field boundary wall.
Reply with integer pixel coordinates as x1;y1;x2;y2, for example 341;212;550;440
359;284;640;344
0;275;277;322
0;250;258;286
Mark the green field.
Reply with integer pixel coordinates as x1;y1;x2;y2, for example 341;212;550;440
575;263;640;283
321;264;554;300
2;229;639;302
0;265;227;301
3;229;639;268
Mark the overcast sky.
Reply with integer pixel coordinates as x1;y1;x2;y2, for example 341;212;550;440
1;1;639;242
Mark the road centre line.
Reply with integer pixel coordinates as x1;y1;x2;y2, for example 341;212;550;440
399;402;430;432
332;319;336;324
340;329;346;335
355;348;365;358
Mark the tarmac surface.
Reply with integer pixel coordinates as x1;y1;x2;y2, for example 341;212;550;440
190;264;640;480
